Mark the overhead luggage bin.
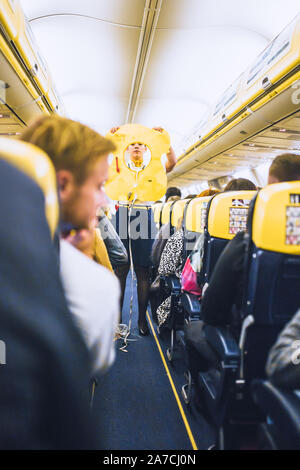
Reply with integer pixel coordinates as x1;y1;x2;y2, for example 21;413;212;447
180;112;211;157
0;0;63;116
172;14;300;179
0;32;48;127
47;85;65;116
204;73;246;139
242;13;300;107
0;1;49;93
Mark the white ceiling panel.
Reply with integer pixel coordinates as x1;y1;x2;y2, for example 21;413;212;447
135;97;208;151
18;0;300;186
141;27;266;102
157;0;300;40
25;14;140;132
20;0;145;26
62;94;127;134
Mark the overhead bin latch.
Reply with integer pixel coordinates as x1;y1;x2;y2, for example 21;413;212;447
221;113;227;123
262;76;272;91
0;81;9;103
30;63;39;77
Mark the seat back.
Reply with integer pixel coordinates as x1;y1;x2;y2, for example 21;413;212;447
160;201;173;227
205;190;256;282
243;182;300;377
195;185;300;433
0;137;59;238
0;143;96;449
185;191;255;283
152;202;163;229
171;198;190;231
252;380;300;450
184;196;211;259
156;198;190;239
245;182;300;324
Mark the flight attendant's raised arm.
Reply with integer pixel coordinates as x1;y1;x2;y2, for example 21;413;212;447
165;145;177;173
152;127;177;173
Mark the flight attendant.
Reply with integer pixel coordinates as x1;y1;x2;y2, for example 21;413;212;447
110;126;177;336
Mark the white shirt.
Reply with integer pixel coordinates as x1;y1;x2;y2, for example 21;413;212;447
59;240;120;375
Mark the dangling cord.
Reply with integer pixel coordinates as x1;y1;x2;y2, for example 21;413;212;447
119;193;139;352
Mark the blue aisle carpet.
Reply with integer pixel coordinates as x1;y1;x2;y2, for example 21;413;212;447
93;273;215;450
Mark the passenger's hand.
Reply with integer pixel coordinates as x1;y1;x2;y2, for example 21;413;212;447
110;127;120;134
152;127;164;133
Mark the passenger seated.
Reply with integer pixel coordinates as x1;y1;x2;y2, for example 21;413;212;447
151;196;181;270
223;178;257;191
266;308;300;389
267;153;300;184
156;218;185;328
20;116;120;375
181;180;256;299
165;186;182;201
97;208;129;270
196;188;220;197
185;154;300;372
0;158;96;449
151;188;219;275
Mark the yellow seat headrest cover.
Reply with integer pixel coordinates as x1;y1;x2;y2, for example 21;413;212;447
170;199;189;229
0;138;59;238
208;191;256;239
152;202;163;226
185;196;212;233
252;182;300;254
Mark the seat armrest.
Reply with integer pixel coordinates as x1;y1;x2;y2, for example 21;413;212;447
150;275;160;293
204;325;240;365
181;292;201;318
252;380;300;449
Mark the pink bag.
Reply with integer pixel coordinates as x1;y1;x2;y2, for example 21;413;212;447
181;256;202;297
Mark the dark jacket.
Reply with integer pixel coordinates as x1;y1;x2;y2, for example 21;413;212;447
0;160;96;449
201;231;246;327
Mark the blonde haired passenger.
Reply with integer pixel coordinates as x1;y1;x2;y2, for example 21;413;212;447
197;188;220;197
21;116;120;375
